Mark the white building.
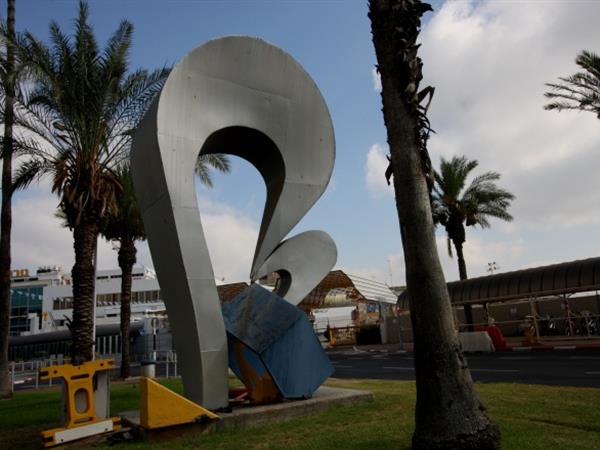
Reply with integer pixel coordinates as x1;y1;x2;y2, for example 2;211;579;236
9;265;163;336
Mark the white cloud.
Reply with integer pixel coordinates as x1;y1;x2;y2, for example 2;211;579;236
10;183;258;283
421;0;600;231
340;253;406;287
198;199;258;283
435;234;525;282
371;67;382;92
342;234;525;288
365;143;392;197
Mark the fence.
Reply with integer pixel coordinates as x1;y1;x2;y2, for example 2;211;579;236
397;294;600;344
9;350;180;392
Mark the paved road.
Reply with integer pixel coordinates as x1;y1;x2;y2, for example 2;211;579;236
327;349;600;387
13;350;600;391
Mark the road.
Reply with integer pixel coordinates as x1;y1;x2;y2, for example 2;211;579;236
327;349;600;387
12;349;600;391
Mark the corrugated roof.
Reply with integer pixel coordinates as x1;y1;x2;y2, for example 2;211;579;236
346;273;398;304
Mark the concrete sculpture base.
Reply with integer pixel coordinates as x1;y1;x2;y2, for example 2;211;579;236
121;386;373;441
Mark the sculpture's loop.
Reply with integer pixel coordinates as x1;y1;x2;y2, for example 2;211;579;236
256;230;337;305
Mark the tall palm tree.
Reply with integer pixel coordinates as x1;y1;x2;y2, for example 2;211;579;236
432;156;514;330
544;50;600;118
11;1;168;364
369;1;500;448
0;0;16;399
103;154;229;379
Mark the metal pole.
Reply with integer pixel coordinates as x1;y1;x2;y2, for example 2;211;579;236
165;351;169;379
529;298;540;343
565;294;574;336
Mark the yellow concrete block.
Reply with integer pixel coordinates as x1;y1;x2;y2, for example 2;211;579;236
140;377;219;429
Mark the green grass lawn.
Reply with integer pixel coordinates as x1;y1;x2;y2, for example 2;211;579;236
1;378;599;449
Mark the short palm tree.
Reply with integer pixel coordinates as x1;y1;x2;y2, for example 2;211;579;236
101;164;143;379
12;1;168;363
544;50;600;119
432;155;514;328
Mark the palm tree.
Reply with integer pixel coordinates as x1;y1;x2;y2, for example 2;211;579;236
101;164;142;379
11;1;168;364
369;1;500;448
432;156;514;330
102;154;229;379
544;50;600;118
0;0;16;399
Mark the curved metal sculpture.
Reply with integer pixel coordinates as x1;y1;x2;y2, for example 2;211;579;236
131;36;336;410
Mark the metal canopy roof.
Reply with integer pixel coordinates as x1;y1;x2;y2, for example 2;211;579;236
399;257;600;306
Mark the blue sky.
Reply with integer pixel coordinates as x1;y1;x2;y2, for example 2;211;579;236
8;1;600;286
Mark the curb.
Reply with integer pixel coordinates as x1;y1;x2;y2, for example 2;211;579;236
329;343;600;354
497;344;600;352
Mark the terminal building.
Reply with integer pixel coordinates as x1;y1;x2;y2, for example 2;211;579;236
8;266;162;336
8;266;398;361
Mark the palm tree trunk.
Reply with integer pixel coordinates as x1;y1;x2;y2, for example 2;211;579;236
0;0;16;400
454;239;475;331
118;237;136;379
369;1;500;448
70;221;99;364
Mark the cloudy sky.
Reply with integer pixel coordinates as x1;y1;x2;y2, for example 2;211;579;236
8;0;600;286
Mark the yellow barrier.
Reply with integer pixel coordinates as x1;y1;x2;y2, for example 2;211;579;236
39;359;121;447
140;377;218;429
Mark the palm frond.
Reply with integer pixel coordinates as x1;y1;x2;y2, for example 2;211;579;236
195;153;232;188
544;49;600;117
12;157;51;192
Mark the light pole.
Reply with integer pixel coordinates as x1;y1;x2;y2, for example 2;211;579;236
487;261;499;274
485;262;499;325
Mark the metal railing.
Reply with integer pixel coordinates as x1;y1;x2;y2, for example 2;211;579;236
9;359;63;392
9;350;180;392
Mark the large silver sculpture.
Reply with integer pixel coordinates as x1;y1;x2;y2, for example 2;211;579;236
131;36;336;410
